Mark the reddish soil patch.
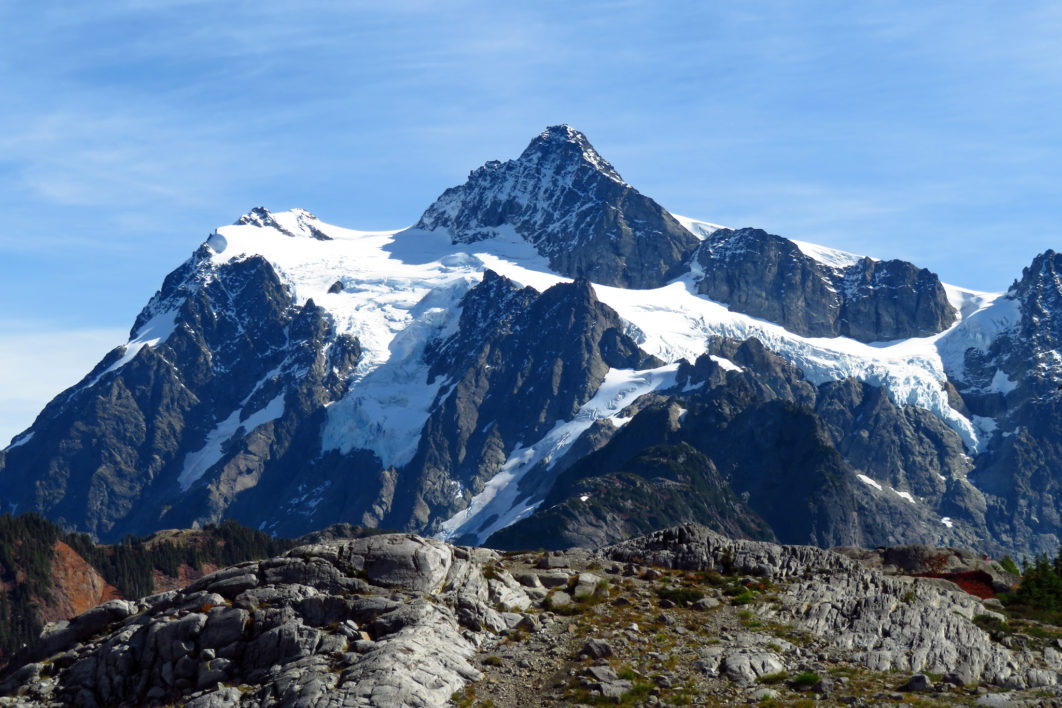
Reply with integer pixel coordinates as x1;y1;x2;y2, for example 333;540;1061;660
40;541;123;623
916;570;996;599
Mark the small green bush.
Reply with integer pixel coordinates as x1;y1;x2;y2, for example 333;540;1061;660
790;671;821;689
656;587;705;605
731;591;757;606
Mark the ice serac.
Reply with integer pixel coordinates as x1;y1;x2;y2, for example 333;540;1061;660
415;125;700;289
696;228;957;342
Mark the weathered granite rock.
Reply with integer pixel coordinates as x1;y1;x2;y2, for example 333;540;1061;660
3;524;1059;707
722;651;785;685
605;524;1054;689
0;534;528;708
579;638;614;659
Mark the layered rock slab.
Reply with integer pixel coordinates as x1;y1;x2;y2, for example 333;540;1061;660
0;534;530;708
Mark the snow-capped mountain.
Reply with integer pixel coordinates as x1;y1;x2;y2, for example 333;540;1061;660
416;125;699;289
1;126;1059;557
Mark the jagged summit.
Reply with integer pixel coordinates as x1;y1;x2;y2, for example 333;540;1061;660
1012;249;1062;332
235;206;331;241
518;124;626;184
415;125;699;289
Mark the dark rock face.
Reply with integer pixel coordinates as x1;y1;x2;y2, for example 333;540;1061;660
958;251;1062;555
696;228;956;342
492;338;987;551
390;270;661;532
486;443;775;550
416;125;700;288
0;246;362;540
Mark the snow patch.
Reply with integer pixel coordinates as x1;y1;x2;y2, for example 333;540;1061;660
671;214;725;240
989;369;1017;394
857;474;883;492
178;393;285;491
711;355;742;372
790;239;867;268
286;481;332;515
972;415;998;439
892;488;916;504
4;431;34;451
941;516;954;529
82;309;179;389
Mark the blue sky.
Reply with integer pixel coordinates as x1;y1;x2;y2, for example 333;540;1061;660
1;1;1060;443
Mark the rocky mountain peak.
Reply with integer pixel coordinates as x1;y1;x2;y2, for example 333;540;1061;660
516;124;626;184
235;206;275;227
235;206;330;241
1012;249;1062;336
415;126;699;289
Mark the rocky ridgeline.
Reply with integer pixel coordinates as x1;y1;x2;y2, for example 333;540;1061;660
695;227;956;342
606;526;1033;687
3;525;1062;707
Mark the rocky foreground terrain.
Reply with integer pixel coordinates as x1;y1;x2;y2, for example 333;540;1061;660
2;524;1062;707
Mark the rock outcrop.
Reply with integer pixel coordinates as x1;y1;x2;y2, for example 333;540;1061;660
605;525;1047;689
0;534;531;707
